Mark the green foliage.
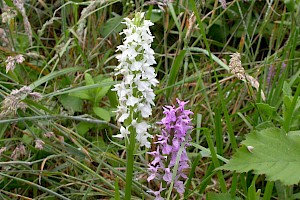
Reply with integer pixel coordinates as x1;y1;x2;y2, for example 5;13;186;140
60;94;83;113
100;15;125;38
207;192;242;200
68;73;114;122
166;50;186;100
93;106;110;121
69;73;114;104
219;127;300;185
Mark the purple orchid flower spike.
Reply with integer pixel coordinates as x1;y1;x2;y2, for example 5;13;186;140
147;99;194;197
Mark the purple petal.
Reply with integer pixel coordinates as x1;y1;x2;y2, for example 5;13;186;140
163;168;172;183
174;180;185;194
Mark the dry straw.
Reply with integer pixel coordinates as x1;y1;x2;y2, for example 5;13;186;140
229;53;266;101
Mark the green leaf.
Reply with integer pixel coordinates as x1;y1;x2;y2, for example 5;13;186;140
48;82;117;97
0;123;9;139
293;192;300;199
255;121;275;130
289;130;300;136
219;127;300;185
93;107;111;122
22;134;33;145
207;192;242;200
114;176;120;200
85;73;94;85
188;47;230;71
149;11;162;23
167;3;181;34
166;50;186;100
76;122;93;136
60;94;83;113
247;182;260;200
283;84;300;130
284;0;295;11
208;24;228;43
107;90;118;108
100;15;125;38
29;67;84;90
94;78;113;103
256;103;276;116
83;73;96;100
69;90;92;100
283;81;292;96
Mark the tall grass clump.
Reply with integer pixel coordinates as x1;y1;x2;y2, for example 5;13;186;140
0;0;300;199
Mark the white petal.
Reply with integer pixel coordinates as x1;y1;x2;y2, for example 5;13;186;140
127;96;139;106
136;80;150;92
134;121;150;134
124;74;134;84
118;112;129;122
113;133;124;138
114;126;130;138
131;61;142;71
136;132;151;148
138;103;152;118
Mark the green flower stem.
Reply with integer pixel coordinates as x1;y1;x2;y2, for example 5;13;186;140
124;125;136;200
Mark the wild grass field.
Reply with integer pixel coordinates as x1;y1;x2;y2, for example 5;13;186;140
0;0;300;199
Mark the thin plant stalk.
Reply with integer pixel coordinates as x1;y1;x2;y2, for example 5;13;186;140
124;126;136;199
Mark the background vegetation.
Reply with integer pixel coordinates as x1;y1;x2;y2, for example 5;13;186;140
0;0;299;199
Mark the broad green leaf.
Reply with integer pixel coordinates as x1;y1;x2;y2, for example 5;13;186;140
60;94;83;113
95;78;114;103
84;73;95;100
22;134;33;145
255;121;275;130
219;127;300;185
16;33;30;51
69;90;91;100
76;122;94;136
85;73;94;85
100;15;125;37
256;103;276;116
107;90;118;108
207;192;242;200
149;10;162;23
93;107;111;122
